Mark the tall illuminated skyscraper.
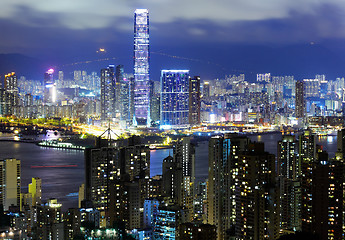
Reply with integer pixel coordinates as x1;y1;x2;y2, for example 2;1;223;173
100;65;115;121
160;70;190;126
43;69;56;103
134;9;150;125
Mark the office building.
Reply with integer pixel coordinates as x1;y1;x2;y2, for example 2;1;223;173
160;70;190;126
0;159;21;211
134;9;150;125
189;76;201;125
100;65;116;121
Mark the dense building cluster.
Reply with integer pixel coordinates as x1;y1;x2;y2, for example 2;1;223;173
0;130;344;239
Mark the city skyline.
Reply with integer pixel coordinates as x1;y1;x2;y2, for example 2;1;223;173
1;3;345;239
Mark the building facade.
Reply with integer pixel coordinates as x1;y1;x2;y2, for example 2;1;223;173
189;76;201;125
160;70;190;126
0;159;21;211
134;9;150;125
100;65;116;121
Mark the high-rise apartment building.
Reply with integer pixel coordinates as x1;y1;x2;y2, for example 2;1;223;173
74;70;82;82
85;138;151;229
234;143;279;240
161;137;195;221
257;73;271;82
36;199;63;239
0;159;21;211
162;155;178;200
277;135;301;232
154;207;178;239
189;76;201;125
295;81;305;118
120;145;150;181
299;130;316;232
160;70;190;126
28;177;42;207
207;135;247;240
134;9;150;125
85;143;121;212
311;156;344;240
115;65;124;114
179;223;217;240
203;82;210;98
303;78;319;98
58;70;64;87
4;72;18;115
173;137;195;221
100;65;116;121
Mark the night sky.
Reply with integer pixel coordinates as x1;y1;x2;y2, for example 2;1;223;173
1;0;345;80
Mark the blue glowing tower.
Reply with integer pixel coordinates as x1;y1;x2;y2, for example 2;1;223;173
134;9;150;126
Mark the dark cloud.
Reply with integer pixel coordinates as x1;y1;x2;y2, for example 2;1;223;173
1;1;345;79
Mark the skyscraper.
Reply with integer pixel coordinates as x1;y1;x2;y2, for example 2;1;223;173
173;137;195;221
134;9;150;125
207;135;236;240
4;72;18;115
160;70;190;126
115;65;124;114
100;65;115;121
43;69;56;103
28;177;42;207
234;143;279;240
85;144;120;212
295;81;305;118
299;130;316;232
0;159;21;211
189;76;201;125
203;81;210;98
277;135;301;232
